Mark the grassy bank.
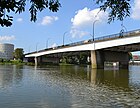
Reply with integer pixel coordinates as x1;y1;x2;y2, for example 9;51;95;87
0;60;35;66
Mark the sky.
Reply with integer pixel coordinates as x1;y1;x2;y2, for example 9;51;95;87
0;0;140;54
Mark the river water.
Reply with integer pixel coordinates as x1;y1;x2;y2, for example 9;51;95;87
0;65;140;108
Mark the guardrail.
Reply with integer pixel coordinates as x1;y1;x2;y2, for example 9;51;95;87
94;29;140;41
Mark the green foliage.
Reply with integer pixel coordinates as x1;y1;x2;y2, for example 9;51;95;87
0;58;4;62
0;0;132;26
0;58;11;63
128;52;132;60
11;60;23;64
0;59;35;66
0;0;61;27
60;56;67;64
13;48;24;61
60;52;89;65
79;52;88;64
96;0;131;23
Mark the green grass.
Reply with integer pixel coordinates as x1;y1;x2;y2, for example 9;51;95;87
0;60;35;66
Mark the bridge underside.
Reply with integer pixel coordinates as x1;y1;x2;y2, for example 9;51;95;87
104;43;140;52
26;42;140;69
91;50;129;69
31;51;90;65
27;49;130;69
90;43;140;69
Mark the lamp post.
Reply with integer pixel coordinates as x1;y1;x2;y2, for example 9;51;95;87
121;23;127;32
36;43;39;52
92;20;99;41
46;38;50;49
63;31;68;46
28;46;31;53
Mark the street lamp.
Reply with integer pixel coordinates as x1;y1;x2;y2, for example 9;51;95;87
92;20;99;41
36;43;39;52
119;22;127;37
28;46;31;53
121;22;127;32
46;38;50;49
63;31;68;46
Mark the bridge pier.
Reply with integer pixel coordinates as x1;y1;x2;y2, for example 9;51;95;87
91;50;104;69
34;56;42;66
91;50;97;68
91;50;129;69
35;57;37;66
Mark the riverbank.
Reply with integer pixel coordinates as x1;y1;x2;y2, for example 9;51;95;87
0;60;35;66
0;60;89;67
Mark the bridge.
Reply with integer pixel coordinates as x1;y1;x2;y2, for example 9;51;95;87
25;29;140;69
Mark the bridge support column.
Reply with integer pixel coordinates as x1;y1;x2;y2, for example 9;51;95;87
91;50;104;69
34;56;42;66
35;57;38;66
91;50;97;68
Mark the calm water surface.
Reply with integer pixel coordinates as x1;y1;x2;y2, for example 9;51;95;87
0;65;140;108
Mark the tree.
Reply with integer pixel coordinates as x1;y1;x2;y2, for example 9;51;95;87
0;0;131;27
95;0;131;23
0;0;61;27
13;48;24;60
128;52;133;60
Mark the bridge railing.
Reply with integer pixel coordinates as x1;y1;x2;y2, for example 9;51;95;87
94;29;140;42
64;29;140;46
94;29;140;41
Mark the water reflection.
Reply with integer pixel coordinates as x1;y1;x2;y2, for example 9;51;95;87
0;65;23;89
59;65;87;79
0;65;139;108
59;65;130;88
89;69;129;88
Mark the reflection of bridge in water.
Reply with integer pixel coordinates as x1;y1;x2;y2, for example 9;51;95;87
58;65;129;88
89;68;129;88
25;29;140;69
59;65;140;92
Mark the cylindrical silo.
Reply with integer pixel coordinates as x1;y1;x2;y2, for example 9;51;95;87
0;43;14;60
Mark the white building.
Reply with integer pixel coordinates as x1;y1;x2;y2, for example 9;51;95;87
0;43;14;60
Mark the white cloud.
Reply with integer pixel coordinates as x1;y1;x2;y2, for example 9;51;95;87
131;0;140;20
71;7;108;28
0;35;15;41
70;29;89;38
17;18;23;22
70;7;108;38
41;16;58;25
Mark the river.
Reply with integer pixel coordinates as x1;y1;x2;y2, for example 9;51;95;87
0;65;140;108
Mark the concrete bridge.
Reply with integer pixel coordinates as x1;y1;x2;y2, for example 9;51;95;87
25;29;140;69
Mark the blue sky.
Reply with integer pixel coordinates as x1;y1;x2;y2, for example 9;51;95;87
0;0;140;54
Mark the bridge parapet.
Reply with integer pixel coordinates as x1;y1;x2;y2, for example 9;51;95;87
94;29;140;42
